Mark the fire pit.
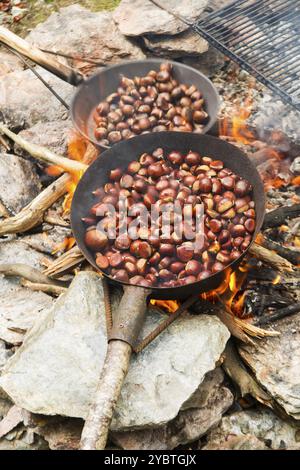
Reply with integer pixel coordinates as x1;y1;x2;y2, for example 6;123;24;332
0;0;299;453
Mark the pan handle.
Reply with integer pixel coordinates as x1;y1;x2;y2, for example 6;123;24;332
80;285;150;450
0;26;83;86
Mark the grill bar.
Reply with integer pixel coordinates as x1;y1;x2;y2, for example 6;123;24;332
194;0;300;110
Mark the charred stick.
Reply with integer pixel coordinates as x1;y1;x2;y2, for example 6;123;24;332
263;204;300;229
262;238;300;265
0;124;87;174
249;242;294;272
0;174;70;235
255;303;300;326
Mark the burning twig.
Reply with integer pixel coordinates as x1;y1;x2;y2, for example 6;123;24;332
255;303;300;326
43;246;84;278
0;174;70;235
262;238;300;266
223;341;271;405
0;263;67;286
0;124;88;174
20;280;67;296
263;204;300;230
249;243;294;272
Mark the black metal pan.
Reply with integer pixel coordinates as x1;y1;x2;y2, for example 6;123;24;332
71;132;265;450
70;59;220;149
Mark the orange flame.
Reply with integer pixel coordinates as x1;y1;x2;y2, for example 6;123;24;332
292;175;300;186
150;299;179;313
52;236;76;255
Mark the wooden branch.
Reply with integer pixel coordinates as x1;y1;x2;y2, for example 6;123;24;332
80;340;132;450
263;204;300;229
0;124;88;174
0;174;70;235
255;303;300;326
0;26;83;86
43;245;84;278
262;238;300;266
0;263;67;286
43;214;70;228
223;341;271;404
249;242;294;272
20;279;67;296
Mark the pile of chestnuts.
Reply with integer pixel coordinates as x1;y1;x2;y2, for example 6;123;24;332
83;148;255;288
93;62;208;146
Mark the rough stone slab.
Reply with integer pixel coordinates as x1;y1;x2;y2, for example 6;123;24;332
203;434;269;450
143;29;208;58
0;153;41;215
0;341;13;373
16;120;73;158
0;240;51;269
26;5;145;64
0;68;72;128
0;51;24;77
238;313;300;421
111;368;233;449
113;0;208;37
204;407;300;450
0;272;229;430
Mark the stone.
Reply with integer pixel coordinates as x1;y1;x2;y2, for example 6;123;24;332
182;48;227;76
111;368;233;449
204;407;300;450
0;272;229;430
238;313;300;420
0;51;24;77
16;120;73;158
0;67;72;128
203;434;269;450
0;153;41;215
35;417;83;450
26;5;145;64
0;239;52;269
143;29;208;58
113;0;208;37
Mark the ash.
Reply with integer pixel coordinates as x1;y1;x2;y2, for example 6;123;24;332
251;93;300;144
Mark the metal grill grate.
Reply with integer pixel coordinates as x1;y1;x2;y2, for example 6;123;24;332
194;0;300;111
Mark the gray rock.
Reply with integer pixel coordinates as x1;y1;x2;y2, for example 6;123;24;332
0;277;53;345
16;120;73;158
0;68;73;128
22;226;72;255
182;48;227;76
0;153;41;215
0;272;229;430
27;5;145;64
143;29;208;58
111;368;233;449
0;239;51;269
0;51;24;77
113;0;208;37
203;434;269;450
238;313;300;421
204;407;300;450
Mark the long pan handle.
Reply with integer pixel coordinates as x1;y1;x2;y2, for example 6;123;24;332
80;285;149;450
0;26;83;86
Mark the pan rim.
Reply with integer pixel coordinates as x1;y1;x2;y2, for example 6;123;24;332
70;132;265;294
70;58;220;149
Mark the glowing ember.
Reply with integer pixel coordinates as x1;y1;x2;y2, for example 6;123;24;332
52;236;76;255
292;175;300;186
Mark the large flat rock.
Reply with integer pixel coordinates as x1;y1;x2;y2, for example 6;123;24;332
16;120;73;158
0;153;41;215
0;51;24;77
26;5;145;64
238;313;300;421
113;0;208;36
111;368;233;449
0;68;73;128
0;272;229;431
